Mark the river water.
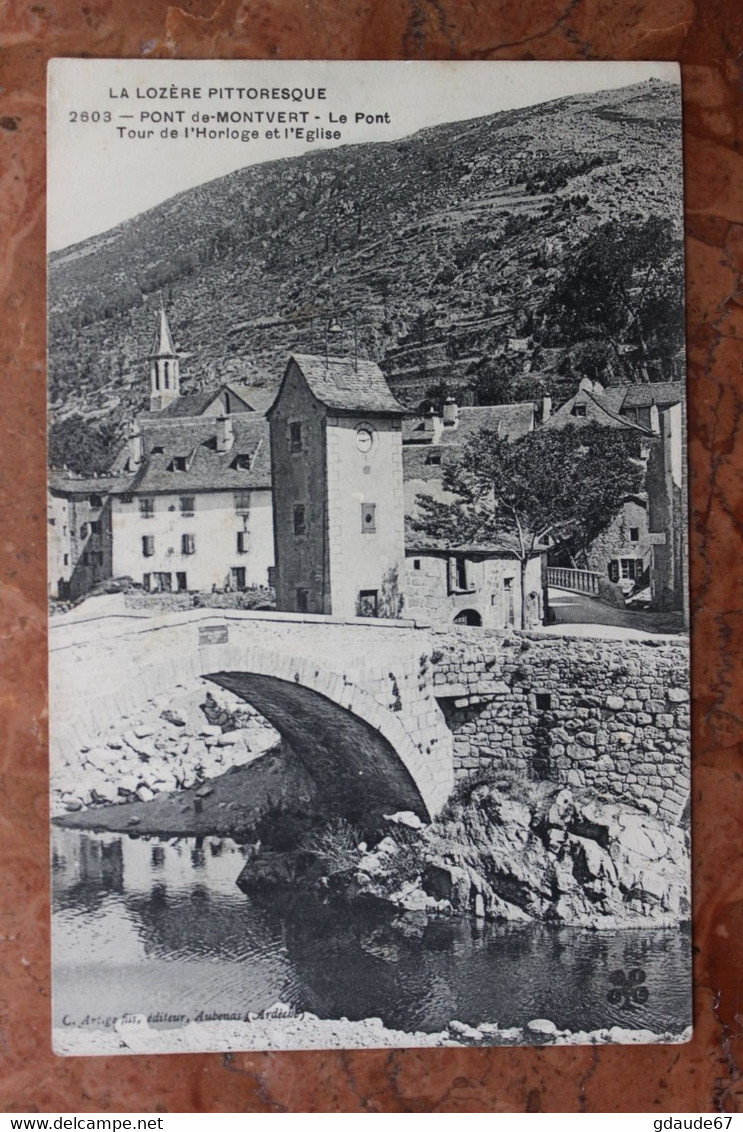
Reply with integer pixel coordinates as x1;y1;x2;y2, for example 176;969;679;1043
52;827;691;1039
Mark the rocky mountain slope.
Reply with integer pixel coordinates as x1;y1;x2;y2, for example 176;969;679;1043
48;78;683;469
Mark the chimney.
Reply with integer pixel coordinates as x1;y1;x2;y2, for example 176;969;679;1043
442;397;459;428
541;394;552;423
424;406;443;444
216;415;234;452
649;402;660;435
128;423;143;470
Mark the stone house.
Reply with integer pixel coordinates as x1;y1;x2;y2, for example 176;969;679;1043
401;398;546;629
404;542;545;629
107;413;274;594
48;308;277;599
267;354;407;618
48;474;120;600
541;376;687;610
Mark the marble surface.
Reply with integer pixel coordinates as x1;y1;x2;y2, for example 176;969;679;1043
0;0;741;1113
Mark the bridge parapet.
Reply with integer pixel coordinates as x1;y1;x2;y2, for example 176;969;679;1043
50;607;454;819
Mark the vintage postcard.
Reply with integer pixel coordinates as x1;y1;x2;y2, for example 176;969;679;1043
47;59;691;1055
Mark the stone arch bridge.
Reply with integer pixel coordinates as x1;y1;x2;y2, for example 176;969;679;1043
50;607;455;820
50;606;690;823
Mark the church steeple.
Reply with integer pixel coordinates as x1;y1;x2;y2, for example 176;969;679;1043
149;303;180;412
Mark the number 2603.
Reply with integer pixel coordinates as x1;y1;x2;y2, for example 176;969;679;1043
69;111;111;123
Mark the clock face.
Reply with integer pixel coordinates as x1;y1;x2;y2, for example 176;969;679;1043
355;426;374;453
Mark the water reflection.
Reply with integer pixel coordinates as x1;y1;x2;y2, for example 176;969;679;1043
51;827;691;1036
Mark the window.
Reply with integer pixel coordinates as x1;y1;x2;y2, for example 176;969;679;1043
620;558;645;581
361;503;377;533
572;403;587;418
176;572;188;592
293;504;306;536
503;577;515;627
142;535;155;557
448;556;474;593
358;589;378;618
237;531;249;554
230;567;246;591
89;494;103;508
413;559;421;571
629;527;639;543
139;497;155;519
608;560;619;583
63;554;69;566
172;456;187;472
143;573;151;591
290;422;303;453
233;453;251;470
536;693;552;711
90;521;100;535
181;533;195;555
296;587;309;613
80;523;89;539
427;453;442;466
179;496;195;517
234;492;251;514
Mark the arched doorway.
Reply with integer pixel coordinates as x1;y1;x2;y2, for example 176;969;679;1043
453;609;482;627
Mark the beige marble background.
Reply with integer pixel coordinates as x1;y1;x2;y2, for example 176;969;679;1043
0;0;741;1111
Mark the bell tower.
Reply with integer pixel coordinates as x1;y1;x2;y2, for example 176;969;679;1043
149;304;180;412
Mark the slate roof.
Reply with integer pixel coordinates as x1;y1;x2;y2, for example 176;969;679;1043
621;381;685;408
444;404;536;445
110;416;272;494
48;473;128;496
542;390;650;433
140;393;211;420
140;382;277;421
283;354;405;415
150;308;177;357
225;384;278;415
404;402;536;447
405;534;541;558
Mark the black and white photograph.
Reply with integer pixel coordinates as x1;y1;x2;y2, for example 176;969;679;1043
47;59;691;1055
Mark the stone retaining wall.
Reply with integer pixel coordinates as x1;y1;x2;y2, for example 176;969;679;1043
431;631;690;822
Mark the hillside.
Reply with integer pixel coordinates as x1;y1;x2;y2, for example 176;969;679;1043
48;78;684;470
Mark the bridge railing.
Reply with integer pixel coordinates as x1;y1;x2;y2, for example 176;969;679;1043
547;566;602;596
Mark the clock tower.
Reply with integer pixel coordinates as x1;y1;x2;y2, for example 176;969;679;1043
267;354;407;618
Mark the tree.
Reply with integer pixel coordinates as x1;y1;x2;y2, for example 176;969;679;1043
543;218;684;380
420;380;454;414
48;415;119;475
470;353;524;406
412;422;646;626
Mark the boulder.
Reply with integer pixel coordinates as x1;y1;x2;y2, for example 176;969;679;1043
547;788;575;828
422;862;471;909
448;1020;483;1042
526;1018;558;1037
384;811;424;830
160;710;186;728
90;781;118;804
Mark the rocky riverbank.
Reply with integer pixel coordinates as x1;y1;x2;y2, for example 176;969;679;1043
51;680;280;819
239;775;690;930
53;1003;692;1055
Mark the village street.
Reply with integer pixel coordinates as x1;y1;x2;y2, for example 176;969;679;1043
544;589;687;639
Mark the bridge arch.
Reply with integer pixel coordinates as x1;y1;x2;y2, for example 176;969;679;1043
52;619;453;821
